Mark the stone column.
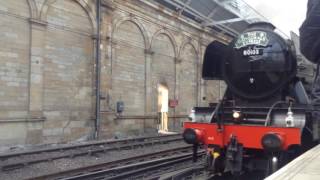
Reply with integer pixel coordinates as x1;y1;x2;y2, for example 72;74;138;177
25;18;47;144
198;43;206;106
144;48;154;114
174;57;182;110
144;48;155;132
28;18;47;118
173;57;181;130
196;58;200;106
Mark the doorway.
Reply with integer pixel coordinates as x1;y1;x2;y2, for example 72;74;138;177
158;84;169;132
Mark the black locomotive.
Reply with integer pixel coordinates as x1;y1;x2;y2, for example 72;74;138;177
183;22;318;177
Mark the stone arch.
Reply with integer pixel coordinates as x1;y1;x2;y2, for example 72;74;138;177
112;20;146;116
112;16;150;49
42;0;95;141
150;30;177;120
151;28;178;57
40;0;96;33
179;38;199;61
27;0;38;19
177;41;198;115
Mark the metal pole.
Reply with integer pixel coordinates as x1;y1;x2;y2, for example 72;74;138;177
95;0;101;139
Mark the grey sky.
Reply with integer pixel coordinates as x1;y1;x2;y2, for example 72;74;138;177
244;0;308;36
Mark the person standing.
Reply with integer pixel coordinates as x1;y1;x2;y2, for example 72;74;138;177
300;0;320;141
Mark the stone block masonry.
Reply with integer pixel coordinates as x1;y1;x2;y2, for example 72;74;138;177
0;0;230;147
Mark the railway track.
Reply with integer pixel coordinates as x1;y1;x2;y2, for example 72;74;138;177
107;156;206;180
159;166;208;180
0;134;182;171
30;145;202;180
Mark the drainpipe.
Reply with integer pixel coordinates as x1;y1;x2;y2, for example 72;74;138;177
95;0;101;139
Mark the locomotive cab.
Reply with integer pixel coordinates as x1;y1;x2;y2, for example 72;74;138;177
183;22;317;176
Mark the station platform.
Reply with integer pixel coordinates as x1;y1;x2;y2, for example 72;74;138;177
266;144;320;180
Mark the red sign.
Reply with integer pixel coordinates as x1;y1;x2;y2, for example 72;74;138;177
169;99;178;108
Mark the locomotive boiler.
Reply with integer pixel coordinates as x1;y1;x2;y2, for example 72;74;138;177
183;22;318;176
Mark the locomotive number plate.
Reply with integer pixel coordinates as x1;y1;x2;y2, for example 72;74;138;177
242;49;263;56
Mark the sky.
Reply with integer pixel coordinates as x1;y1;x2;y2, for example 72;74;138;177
244;0;308;36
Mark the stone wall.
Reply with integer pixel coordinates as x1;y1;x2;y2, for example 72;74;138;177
0;0;230;146
0;0;30;145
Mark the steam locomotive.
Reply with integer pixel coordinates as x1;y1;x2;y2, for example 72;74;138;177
183;22;318;176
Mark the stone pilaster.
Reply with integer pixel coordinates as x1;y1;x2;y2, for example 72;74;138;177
174;57;181;110
144;48;154;114
28;18;47;118
198;44;205;106
195;60;200;106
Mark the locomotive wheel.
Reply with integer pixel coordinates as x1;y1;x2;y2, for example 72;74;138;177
265;153;286;177
205;152;214;170
265;157;275;177
205;151;224;174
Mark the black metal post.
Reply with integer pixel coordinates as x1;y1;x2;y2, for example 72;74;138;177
95;0;101;139
193;143;198;162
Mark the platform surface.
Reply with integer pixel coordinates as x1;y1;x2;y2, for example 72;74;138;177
266;144;320;180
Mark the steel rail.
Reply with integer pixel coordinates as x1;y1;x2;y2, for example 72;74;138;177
63;153;202;180
1;136;182;171
104;154;205;180
29;145;194;180
158;165;206;180
0;134;180;159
